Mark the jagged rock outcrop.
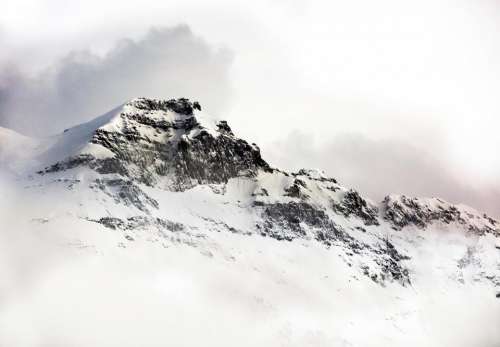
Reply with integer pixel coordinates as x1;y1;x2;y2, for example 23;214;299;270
284;178;309;199
382;195;499;235
333;189;380;226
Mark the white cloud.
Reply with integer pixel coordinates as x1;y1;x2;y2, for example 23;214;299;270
264;131;500;217
0;26;233;136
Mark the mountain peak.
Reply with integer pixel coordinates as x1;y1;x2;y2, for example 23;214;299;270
37;97;271;190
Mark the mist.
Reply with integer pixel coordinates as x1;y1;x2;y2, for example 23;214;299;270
0;26;232;136
1;3;500;345
1;181;498;346
264;131;500;218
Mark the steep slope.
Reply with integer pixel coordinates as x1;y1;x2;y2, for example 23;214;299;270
1;98;499;346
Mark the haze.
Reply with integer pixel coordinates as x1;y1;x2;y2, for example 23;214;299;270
1;0;499;216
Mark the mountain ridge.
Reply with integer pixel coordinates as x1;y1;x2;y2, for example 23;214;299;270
1;97;498;286
1;98;498;235
9;97;496;236
1;97;500;346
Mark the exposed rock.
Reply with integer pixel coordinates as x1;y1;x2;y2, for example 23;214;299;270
333;190;379;226
216;120;233;135
260;202;344;242
293;168;338;184
90;216;184;232
284;179;308;199
381;195;498;235
172;126;271;190
373;238;411;286
133;97;196;115
90;179;159;213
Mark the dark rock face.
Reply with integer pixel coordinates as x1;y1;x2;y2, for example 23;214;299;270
284;179;308;199
373;238;411;286
260;202;344;242
133;98;196;115
293;169;338;184
382;196;461;230
383;196;445;229
39;154;129;177
382;195;499;235
90;179;159;213
334;190;380;226
258;201;411;285
90;216;184;232
172;128;271;190
216;120;233;135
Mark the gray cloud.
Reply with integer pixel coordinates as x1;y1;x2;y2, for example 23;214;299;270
264;131;500;218
0;25;233;136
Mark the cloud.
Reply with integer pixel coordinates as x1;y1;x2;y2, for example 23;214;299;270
264;131;500;217
0;25;233;136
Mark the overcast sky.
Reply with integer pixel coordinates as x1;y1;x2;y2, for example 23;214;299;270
1;0;499;215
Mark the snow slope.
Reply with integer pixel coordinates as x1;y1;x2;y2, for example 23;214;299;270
0;127;39;173
0;98;499;346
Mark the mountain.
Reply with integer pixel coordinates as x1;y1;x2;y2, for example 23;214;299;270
1;98;499;346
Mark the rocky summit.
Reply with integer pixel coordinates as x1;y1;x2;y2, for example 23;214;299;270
38;98;271;191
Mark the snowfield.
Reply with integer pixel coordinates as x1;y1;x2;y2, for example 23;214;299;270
0;98;499;346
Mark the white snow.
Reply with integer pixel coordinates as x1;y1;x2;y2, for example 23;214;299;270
0;127;40;173
0;99;499;347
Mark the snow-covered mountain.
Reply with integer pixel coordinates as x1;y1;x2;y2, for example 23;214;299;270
1;98;499;346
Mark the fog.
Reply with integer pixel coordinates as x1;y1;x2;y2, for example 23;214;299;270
2;0;500;215
1;177;498;346
265;131;500;217
0;26;232;136
1;3;500;344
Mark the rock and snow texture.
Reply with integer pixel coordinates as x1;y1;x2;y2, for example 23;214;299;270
0;98;499;346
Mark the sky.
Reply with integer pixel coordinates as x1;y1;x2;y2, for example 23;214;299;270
1;0;500;215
